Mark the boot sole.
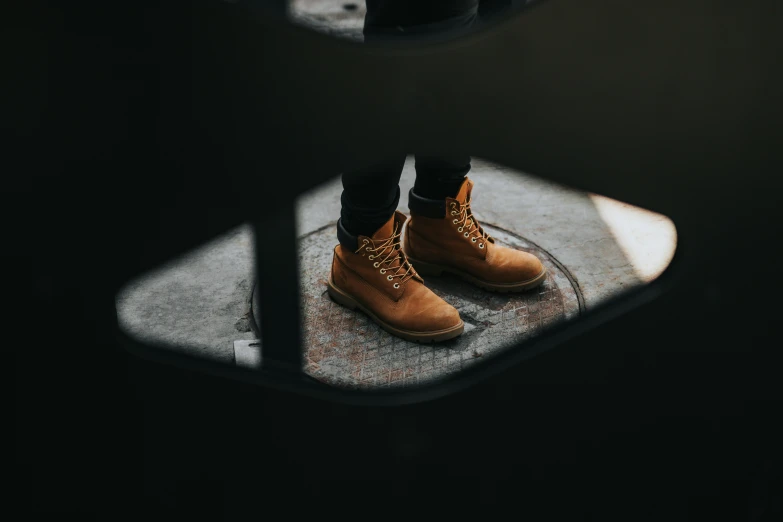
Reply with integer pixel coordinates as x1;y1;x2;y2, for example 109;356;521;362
326;277;464;343
408;256;548;293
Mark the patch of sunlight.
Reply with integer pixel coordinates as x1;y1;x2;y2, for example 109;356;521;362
588;194;677;282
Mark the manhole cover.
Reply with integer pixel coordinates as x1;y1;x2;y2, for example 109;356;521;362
251;222;583;389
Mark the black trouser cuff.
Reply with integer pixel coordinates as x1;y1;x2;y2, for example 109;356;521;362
337;218;360;251
408;188;447;219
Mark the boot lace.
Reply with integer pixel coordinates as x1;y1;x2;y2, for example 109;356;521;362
450;198;493;248
354;222;417;288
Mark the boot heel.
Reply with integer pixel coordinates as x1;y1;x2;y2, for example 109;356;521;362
327;279;358;310
409;257;444;276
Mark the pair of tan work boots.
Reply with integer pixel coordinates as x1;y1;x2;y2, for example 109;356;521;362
327;178;547;343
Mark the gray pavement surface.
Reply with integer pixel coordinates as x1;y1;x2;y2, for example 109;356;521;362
116;225;254;364
115;3;676;380
289;0;365;41
116;157;676;377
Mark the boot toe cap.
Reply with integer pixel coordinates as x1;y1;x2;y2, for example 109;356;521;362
493;247;546;284
517;253;546;282
427;302;463;332
403;290;462;333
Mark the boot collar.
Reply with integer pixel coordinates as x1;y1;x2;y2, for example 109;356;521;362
408;178;474;219
337;218;359;251
338;212;413;258
408;188;447;218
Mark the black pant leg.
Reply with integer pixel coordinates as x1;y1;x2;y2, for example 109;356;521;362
413;154;472;199
340;155;406;238
339;2;481;241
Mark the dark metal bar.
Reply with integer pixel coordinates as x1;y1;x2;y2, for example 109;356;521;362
253;201;303;373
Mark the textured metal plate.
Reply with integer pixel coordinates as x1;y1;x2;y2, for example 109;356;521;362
254;222;583;389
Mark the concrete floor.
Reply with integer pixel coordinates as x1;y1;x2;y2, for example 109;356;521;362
115;156;676;366
289;0;366;41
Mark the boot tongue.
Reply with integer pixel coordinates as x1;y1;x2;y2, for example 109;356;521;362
454;177;486;238
370;212;405;270
454;177;474;204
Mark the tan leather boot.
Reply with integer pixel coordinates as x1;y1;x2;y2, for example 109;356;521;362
403;178;547;292
327;211;464;343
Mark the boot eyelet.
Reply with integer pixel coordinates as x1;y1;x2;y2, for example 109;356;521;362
380;268;386;274
373;262;380;268
479;243;484;248
458;227;463;232
393;283;400;289
362;239;369;244
471;238;477;243
387;275;393;281
452;219;458;224
464;232;469;237
368;255;375;259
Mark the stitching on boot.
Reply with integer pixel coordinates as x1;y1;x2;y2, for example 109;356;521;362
334;253;398;305
408;225;482;261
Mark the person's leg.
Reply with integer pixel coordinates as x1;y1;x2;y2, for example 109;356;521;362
339;155;405;242
327;1;499;342
402;0;545;292
333;156;464;343
412;154;472;200
339;0;481;246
